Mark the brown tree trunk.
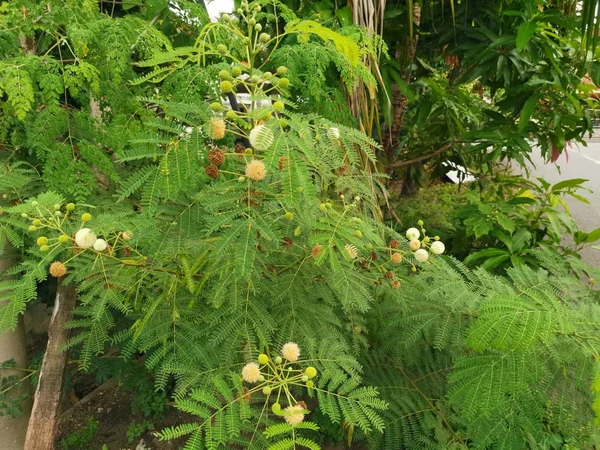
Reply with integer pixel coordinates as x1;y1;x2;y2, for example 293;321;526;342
24;283;77;450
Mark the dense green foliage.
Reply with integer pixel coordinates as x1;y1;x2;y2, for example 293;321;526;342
2;1;600;449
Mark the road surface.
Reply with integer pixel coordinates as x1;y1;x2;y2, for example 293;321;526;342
526;139;600;268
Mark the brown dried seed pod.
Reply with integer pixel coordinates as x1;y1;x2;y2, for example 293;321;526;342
385;271;394;279
205;164;219;179
391;279;401;289
235;143;246;154
208;148;225;165
312;244;323;259
388;240;400;249
278;156;285;170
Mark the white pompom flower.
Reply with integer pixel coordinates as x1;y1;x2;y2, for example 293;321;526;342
241;362;261;383
327;127;340;140
281;342;300;362
414;249;429;263
406;227;420;240
93;239;108;252
249;124;274;150
430;241;445;255
75;228;97;249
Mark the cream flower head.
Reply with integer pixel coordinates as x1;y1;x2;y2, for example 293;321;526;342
93;239;108;252
284;405;305;426
430;241;445;255
414;249;429;263
241;362;261;383
75;228;97;249
406;227;420;240
210;118;226;140
344;244;358;260
281;342;300;362
245;159;266;181
249;124;274;150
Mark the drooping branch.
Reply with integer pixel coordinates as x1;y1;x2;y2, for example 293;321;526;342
388;142;456;168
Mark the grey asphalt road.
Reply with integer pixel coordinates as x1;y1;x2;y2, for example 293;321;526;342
526;139;600;267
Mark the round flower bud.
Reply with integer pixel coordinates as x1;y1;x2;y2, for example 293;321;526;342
409;239;421;251
249;125;274;151
392;280;401;289
414;249;429;263
220;80;233;93
271;403;281;414
306;380;314;388
258;354;269;365
354;230;362;238
262;387;272;395
263;71;272;79
277;66;288;76
21;213;28;218
301;375;308;382
388;240;399;249
210;102;223;113
318;203;327;212
54;204;61;210
430;241;445;255
327;127;340;140
225;110;238;120
232;16;240;25
248;18;256;26
221;13;231;22
281;342;300;362
32;219;41;226
258;375;265;382
28;226;37;232
305;367;317;379
37;236;48;246
391;252;402;263
216;44;227;55
75;228;97;249
284;212;293;221
32;201;38;207
259;32;270;43
55;211;62;217
232;66;242;77
423;236;430;243
81;213;92;222
238;176;246;182
254;23;263;32
93;239;108;252
294;226;301;236
241;362;261;383
39;245;49;252
66;203;75;211
272;101;284;112
284;405;304;426
236;8;243;14
417;219;424;226
274;356;282;365
218;69;231;80
58;234;70;243
278;78;289;89
49;261;67;278
406;227;420;240
245;160;266;181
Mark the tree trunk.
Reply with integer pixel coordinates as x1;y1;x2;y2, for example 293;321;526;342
24;283;77;450
0;248;32;450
